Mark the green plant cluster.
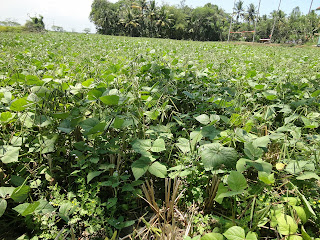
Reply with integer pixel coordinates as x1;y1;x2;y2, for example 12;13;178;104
0;32;320;239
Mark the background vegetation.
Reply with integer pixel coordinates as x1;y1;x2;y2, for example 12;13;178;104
89;0;320;43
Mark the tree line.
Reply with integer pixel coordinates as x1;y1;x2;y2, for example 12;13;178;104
89;0;320;43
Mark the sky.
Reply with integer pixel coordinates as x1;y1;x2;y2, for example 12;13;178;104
0;0;318;33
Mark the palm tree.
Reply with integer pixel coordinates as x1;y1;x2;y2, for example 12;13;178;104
234;0;245;23
245;3;256;26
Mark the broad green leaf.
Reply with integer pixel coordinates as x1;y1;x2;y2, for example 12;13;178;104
216;190;244;201
113;117;124;129
214;183;228;204
87;171;103;184
80;118;100;132
131;157;151;180
201;232;223;240
35;199;55;214
252;136;270;148
311;89;320;98
107;198;117;209
292;206;307;224
151;139;166;153
228;171;247;191
236;159;272;174
258;172;275;185
0;199;7;217
148;161;167;178
195;114;210;125
0;146;20;163
87;89;103;100
176;138;190;154
11;185;30;202
224;226;245;240
296;172;320;180
82;78;94;87
201;143;238;171
10;98;28;111
301;226;312;240
190;130;203;151
287;236;302;240
201;125;220;140
21;201;40;216
41;135;58;154
0;112;12;122
86;122;106;135
246;232;258;240
277;214;298;235
244;142;263;160
100;95;119;105
132;139;152;156
0;187;15;198
13;203;30;215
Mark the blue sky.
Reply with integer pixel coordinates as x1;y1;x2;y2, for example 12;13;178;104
0;0;318;33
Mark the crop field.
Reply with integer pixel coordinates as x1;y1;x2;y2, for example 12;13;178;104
0;32;320;239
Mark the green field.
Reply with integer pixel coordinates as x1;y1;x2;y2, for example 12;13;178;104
1;32;320;239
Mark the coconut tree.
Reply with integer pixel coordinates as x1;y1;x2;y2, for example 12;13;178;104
234;0;245;23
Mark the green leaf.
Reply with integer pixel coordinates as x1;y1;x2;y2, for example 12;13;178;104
11;186;31;203
290;182;316;217
0;199;7;217
0;112;13;122
311;89;320;98
99;95;119;105
216;190;244;201
201;143;238;171
252;136;270;148
21;201;40;216
107;198;117;209
176;138;190;154
41;135;58;154
148;161;167;178
86;122;106;135
190;130;203;151
10;98;28;111
131;157;151;180
244;142;263;160
13;203;30;215
258;172;275;185
277;214;298;235
228;171;247;191
80;118;100;132
113;117;124;129
87;171;103;184
0;145;20;163
214;183;228;204
292;206;307;224
301;226;312;240
296;172;320;180
151;139;166;153
132;139;152;156
224;226;245;240
201;126;220;140
201;232;223;240
287;236;302;240
0;187;15;198
246;232;258;240
195;114;210;125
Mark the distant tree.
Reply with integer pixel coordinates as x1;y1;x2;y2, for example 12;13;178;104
234;0;245;23
25;15;45;32
52;25;64;32
0;18;20;27
83;28;91;33
244;3;256;26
